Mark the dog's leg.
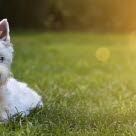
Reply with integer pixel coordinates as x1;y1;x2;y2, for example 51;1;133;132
0;88;9;123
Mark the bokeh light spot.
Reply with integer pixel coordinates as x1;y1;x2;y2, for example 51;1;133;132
96;47;111;62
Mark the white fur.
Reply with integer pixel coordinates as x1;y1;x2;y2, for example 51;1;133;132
0;19;43;122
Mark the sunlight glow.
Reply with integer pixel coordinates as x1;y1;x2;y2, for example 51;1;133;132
129;33;136;51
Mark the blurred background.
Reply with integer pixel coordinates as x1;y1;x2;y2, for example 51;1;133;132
0;0;136;33
2;1;136;135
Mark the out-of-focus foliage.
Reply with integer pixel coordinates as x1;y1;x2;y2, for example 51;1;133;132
0;0;136;32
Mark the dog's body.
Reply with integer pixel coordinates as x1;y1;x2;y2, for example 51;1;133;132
0;19;43;122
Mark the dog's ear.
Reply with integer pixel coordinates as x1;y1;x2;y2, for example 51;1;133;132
0;19;10;42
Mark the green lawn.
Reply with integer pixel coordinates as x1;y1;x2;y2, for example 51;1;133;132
1;32;136;135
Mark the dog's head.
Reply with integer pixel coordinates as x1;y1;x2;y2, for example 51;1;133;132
0;19;13;85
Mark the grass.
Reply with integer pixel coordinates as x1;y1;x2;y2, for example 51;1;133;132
0;32;136;135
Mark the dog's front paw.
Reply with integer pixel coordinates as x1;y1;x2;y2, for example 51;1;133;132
0;113;7;122
0;114;7;123
0;108;9;123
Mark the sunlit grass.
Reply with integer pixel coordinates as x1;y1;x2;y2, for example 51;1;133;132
1;32;136;135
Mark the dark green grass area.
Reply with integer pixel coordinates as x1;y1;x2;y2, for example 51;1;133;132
1;32;136;135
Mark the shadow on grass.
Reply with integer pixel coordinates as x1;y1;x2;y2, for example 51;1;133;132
3;98;91;135
3;96;136;135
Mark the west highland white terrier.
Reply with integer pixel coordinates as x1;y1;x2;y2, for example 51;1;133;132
0;19;43;122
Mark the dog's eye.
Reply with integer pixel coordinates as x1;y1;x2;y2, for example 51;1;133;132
0;57;4;62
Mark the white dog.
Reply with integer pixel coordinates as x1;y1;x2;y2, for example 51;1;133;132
0;19;43;122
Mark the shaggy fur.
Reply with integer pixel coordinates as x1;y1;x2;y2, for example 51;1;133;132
0;19;43;122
